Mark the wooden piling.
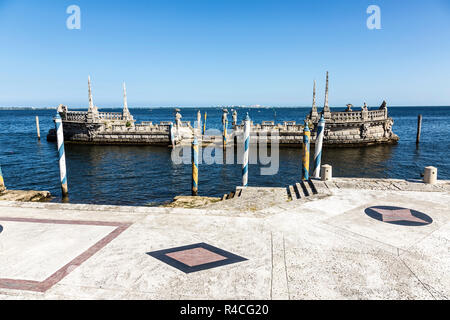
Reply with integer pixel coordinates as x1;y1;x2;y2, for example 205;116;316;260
36;116;41;140
416;115;422;144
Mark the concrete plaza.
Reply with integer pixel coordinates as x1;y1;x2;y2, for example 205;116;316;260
0;178;449;300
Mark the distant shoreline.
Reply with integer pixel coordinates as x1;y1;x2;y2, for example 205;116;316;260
1;105;450;111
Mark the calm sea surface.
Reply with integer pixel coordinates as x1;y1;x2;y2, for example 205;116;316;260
0;107;449;206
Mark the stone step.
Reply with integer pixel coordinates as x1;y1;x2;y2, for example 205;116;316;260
288;180;325;201
294;183;303;199
288;185;296;201
309;180;332;196
303;180;316;196
296;181;310;198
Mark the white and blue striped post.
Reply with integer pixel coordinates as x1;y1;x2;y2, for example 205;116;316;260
55;113;68;197
313;115;326;179
223;119;228;149
0;165;5;192
169;123;175;147
242;113;251;187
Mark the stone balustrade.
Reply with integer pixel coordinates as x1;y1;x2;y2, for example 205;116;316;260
64;111;87;122
98;112;125;121
329;109;387;123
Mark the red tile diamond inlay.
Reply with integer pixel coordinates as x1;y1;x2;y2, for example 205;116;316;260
166;248;227;267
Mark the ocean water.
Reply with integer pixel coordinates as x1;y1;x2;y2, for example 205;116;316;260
0;106;449;206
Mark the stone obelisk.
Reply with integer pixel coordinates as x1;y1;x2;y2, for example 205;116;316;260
86;76;98;122
122;82;133;121
322;71;331;119
310;80;318;121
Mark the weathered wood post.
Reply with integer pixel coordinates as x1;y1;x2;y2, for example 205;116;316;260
192;137;199;196
203;112;207;136
0;165;6;193
55;113;69;197
416;115;422;144
36;116;41;140
302;122;311;181
313;115;325;178
242;113;250;187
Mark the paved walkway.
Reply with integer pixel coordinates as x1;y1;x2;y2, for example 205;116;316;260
0;179;449;299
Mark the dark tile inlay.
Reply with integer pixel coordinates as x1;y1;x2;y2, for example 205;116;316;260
365;206;433;226
147;243;248;274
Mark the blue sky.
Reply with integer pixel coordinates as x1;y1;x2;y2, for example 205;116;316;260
0;0;449;107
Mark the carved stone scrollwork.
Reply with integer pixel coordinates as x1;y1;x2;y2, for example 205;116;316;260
384;118;394;138
86;124;97;139
360;123;369;139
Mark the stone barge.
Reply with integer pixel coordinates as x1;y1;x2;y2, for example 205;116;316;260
47;74;398;147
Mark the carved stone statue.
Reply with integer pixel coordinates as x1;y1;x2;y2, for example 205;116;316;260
379;100;388;118
175;109;182;128
232;110;237;126
222;109;228;126
384;118;394;138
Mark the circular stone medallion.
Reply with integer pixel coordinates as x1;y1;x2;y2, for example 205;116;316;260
365;206;433;226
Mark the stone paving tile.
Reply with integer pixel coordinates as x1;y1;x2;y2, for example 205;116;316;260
0;179;448;300
57;214;271;299
397;222;450;299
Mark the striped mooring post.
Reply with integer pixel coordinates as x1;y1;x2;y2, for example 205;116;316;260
242;113;251;187
55;113;69;197
223;119;228;148
0;164;5;192
313;115;326;179
169;123;175;147
203;112;207;136
192;137;199;196
302;122;311;181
